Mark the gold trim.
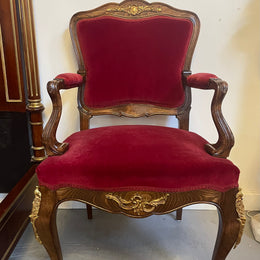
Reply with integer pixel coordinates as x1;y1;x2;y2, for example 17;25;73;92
21;0;33;96
31;146;45;151
31;156;47;162
28;0;39;96
28;98;41;102
29;186;42;244
27;100;44;110
234;188;246;248
106;193;169;215
0;25;9;101
30;121;43;126
106;5;162;16
10;0;23;102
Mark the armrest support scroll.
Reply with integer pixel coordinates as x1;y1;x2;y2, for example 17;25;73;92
43;74;83;156
185;73;234;158
205;78;234;158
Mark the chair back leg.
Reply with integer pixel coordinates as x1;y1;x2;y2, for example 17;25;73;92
87;204;93;219
176;208;183;220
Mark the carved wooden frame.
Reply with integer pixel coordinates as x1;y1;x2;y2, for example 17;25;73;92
44;0;198;154
43;0;234;159
37;1;243;259
70;0;199;127
31;186;245;260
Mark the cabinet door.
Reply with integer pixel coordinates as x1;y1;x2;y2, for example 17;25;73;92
0;0;26;112
0;0;32;192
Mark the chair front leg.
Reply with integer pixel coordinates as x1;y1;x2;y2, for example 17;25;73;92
212;188;245;260
30;186;62;260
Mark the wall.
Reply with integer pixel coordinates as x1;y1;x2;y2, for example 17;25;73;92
32;0;260;210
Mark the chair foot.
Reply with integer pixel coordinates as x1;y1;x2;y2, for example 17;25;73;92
176;208;182;220
87;204;93;219
30;186;62;260
212;189;245;260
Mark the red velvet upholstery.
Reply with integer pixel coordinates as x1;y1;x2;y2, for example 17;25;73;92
187;73;218;89
37;125;239;192
76;16;193;108
55;73;83;88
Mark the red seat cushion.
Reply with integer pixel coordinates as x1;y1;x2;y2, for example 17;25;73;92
37;125;239;192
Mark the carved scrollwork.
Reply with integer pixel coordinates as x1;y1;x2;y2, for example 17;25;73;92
234;188;246;248
43;79;69;156
29;186;42;244
205;78;234;158
106;5;162;16
105;192;169;215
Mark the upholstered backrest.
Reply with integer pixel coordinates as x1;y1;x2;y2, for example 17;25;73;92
70;0;200;114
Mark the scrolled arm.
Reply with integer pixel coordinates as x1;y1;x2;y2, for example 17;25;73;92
43;73;84;156
185;73;234;158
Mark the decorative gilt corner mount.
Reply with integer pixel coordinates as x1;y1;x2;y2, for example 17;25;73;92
234;188;246;248
105;192;169;215
106;5;162;16
29;186;42;244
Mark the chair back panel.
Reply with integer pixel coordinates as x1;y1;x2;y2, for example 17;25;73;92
77;16;193;108
70;0;200;117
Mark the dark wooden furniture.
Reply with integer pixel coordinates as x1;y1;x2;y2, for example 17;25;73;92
30;1;245;259
0;0;44;259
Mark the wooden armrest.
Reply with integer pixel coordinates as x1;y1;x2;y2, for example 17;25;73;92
184;72;234;158
43;77;82;156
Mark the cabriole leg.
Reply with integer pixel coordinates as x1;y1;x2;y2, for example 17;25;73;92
30;186;62;260
212;188;245;260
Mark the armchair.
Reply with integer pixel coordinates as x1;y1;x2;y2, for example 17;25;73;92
30;1;245;259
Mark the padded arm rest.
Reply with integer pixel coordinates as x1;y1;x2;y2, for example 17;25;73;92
186;73;218;89
43;74;84;156
184;72;234;158
55;73;84;89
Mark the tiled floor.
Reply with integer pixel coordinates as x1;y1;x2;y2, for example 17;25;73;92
10;209;260;260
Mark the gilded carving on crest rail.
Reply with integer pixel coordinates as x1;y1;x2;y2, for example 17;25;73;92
29;186;42;244
105;193;169;215
106;5;162;16
234;188;246;248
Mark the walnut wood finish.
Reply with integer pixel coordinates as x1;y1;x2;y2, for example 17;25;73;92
44;0;234;160
43;0;200;157
183;73;235;158
70;0;200;74
43;79;71;156
205;78;234;158
32;186;242;260
71;0;200;123
37;1;243;259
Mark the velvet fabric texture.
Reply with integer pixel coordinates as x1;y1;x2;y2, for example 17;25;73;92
187;73;218;89
55;73;83;88
37;125;239;192
76;16;193;108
